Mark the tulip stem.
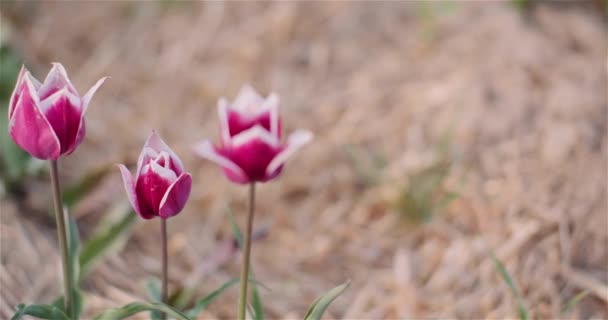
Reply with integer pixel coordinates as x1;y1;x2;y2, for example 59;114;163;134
49;160;72;317
238;183;256;320
161;218;168;320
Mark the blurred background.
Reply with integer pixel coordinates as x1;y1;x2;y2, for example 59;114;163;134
0;1;606;319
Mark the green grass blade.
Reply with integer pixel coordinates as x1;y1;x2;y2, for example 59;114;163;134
79;204;137;282
561;290;590;315
491;253;528;320
251;273;265;320
93;302;190;320
145;279;162;320
186;278;240;319
62;165;111;208
67;212;83;319
11;304;69;320
304;281;350;320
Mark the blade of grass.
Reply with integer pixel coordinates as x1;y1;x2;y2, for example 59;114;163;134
79;203;137;282
304;281;350;320
92;302;190;320
561;290;590;315
185;278;240;319
491;253;528;320
11;304;69;320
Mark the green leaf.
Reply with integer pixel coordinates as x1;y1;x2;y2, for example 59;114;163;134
92;302;191;320
67;212;83;319
185;278;240;319
79;204;137;282
62;165;111;208
145;279;162;320
51;288;83;320
227;207;244;248
0;45;29;187
491;253;528;320
11;303;69;320
304;281;350;320
561;290;590;315
250;273;264;320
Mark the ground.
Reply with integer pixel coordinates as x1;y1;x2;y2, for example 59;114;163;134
1;2;606;319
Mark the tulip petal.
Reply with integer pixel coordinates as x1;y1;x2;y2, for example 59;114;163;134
218;98;231;144
8;65;26;120
193;140;249;183
232;85;264;112
135;163;175;218
8;75;61;160
142;131;184;175
81;76;107;115
266;130;313;176
263;93;280;138
118;164;152;219
159;172;192;219
231;125;280;148
39;88;83;154
38;63;78;99
136;146;159;178
66;76;107;155
149;160;178;183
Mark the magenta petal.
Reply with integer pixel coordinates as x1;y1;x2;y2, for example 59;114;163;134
193;140;249;184
38;63;77;100
135;162;175;217
8;76;61;160
227;109;274;138
220;137;282;183
66;76;107;155
8;65;27;120
159;172;192;219
266;130;313;176
82;76;107;114
141;131;184;175
117;164;152;219
41;89;83;154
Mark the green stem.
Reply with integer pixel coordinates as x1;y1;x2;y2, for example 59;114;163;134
161;218;168;320
237;183;255;320
49;160;72;317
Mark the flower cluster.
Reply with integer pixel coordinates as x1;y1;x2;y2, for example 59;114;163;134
6;63;338;320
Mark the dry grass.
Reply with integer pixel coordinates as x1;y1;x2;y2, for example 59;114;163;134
1;1;606;319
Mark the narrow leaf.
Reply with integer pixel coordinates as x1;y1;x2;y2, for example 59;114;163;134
186;278;240;319
62;165;111;208
66;212;83;318
561;290;590;314
11;303;69;320
492;253;528;320
250;274;265;320
92;302;190;320
227;207;243;248
79;204;137;282
145;279;162;320
304;281;350;320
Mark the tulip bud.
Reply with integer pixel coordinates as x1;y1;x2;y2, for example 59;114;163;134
118;131;192;219
8;63;106;159
194;85;312;184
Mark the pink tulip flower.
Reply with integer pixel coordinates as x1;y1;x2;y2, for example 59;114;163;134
194;85;313;184
8;63;106;160
118;132;192;219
